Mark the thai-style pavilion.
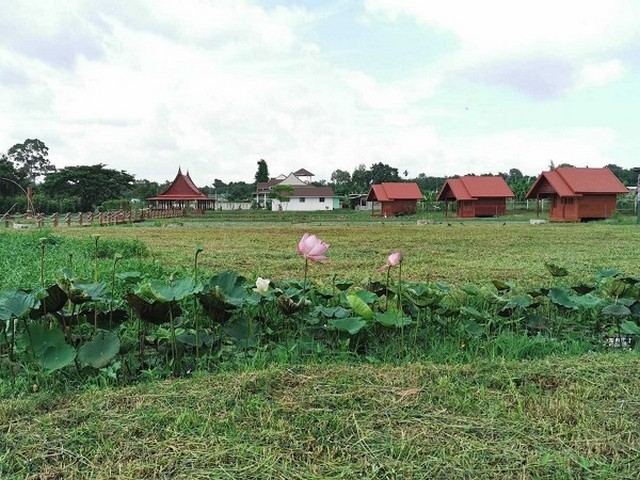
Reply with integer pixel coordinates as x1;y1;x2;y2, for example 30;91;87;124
147;168;215;210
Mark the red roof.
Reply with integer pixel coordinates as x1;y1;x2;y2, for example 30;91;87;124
367;182;423;202
437;176;515;201
526;167;628;198
148;168;209;200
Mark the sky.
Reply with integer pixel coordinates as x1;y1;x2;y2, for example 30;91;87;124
1;0;639;187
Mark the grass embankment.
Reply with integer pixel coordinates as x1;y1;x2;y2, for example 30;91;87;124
2;354;639;479
56;221;640;288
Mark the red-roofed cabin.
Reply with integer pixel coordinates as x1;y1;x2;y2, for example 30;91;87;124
147;168;215;211
366;182;423;216
437;176;515;218
525;167;628;222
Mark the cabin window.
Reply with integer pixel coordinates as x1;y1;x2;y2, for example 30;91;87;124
562;197;574;205
299;198;305;203
319;197;325;202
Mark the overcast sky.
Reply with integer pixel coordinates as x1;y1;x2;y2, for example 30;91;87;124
1;0;639;187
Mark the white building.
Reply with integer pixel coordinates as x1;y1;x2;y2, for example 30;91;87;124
256;169;339;211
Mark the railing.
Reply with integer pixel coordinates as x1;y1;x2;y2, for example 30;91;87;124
3;209;185;228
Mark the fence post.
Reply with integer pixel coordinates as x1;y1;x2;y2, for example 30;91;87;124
65;212;71;227
53;212;59;227
78;212;83;226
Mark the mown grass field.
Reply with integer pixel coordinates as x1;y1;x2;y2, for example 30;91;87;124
2;215;640;479
55;219;640;289
2;354;639;479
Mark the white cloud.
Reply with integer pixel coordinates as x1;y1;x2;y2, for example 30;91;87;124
578;60;625;88
364;0;639;98
0;0;637;189
364;0;635;56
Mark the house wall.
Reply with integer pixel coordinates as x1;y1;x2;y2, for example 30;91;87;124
578;195;617;220
381;200;417;216
456;200;475;218
272;197;334;211
548;194;617;221
548;195;579;221
475;198;507;217
455;198;508;217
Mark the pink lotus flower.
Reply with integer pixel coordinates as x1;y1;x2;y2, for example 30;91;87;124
379;251;403;271
297;232;329;262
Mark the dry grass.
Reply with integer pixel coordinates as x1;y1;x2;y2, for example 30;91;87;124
2;353;639;479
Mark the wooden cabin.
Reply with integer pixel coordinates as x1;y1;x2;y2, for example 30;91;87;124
366;182;423;217
525;167;628;222
437;176;515;218
147;168;215;210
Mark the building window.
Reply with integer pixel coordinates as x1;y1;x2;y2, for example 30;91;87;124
299;197;305;203
319;197;325;202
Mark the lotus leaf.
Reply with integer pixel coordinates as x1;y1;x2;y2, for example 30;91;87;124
78;331;120;368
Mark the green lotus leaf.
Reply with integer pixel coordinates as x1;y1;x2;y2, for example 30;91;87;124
78;331;120;369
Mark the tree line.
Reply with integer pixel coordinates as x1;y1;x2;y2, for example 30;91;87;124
1;139;637;214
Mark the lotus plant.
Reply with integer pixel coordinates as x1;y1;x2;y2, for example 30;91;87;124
380;251;403;310
297;233;329;297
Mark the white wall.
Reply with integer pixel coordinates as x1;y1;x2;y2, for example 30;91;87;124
272;197;334;211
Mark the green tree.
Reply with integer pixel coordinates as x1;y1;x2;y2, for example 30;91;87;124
370;162;401;184
351;164;372;193
268;184;294;210
126;179;161;200
0;155;28;196
226;181;255;202
255;159;269;183
6;139;56;184
41;164;135;211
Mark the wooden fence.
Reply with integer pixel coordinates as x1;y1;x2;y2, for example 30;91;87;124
3;209;187;229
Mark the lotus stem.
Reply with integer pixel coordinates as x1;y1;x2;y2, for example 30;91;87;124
303;258;308;298
194;247;203;367
110;254;122;329
169;307;178;374
39;238;46;287
93;234;100;282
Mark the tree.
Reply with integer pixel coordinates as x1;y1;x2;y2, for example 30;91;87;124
330;169;352;196
508;168;523;180
41;164;135;211
6;139;56;184
268;184;294;210
255;159;269;183
0;155;28;196
370;162;401;184
351;164;372;193
226;181;255;202
126;179;161;200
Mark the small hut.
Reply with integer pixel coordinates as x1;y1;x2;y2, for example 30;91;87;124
366;182;423;217
437;176;515;217
147;168;215;211
525;167;627;222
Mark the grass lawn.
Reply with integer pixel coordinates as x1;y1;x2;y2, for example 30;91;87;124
2;354;639;479
52;218;640;289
